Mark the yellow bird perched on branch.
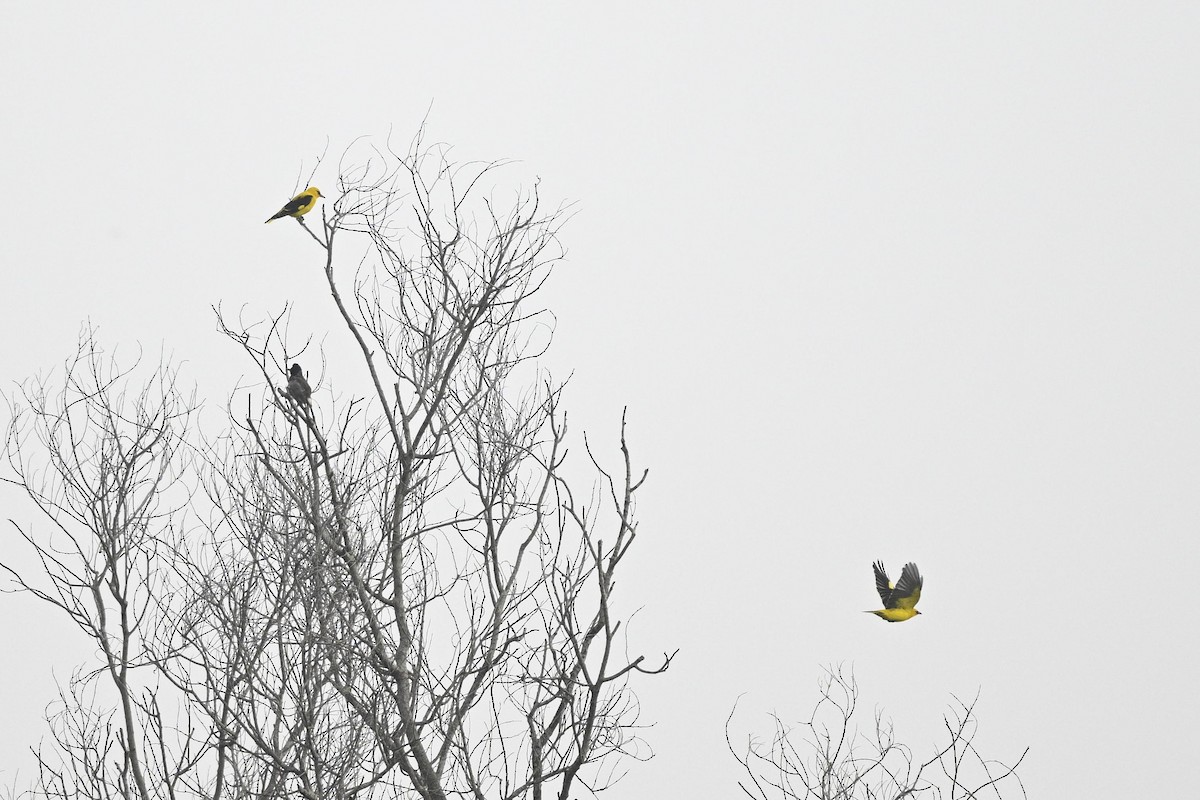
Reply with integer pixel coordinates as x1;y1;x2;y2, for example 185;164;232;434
866;561;923;622
265;187;323;223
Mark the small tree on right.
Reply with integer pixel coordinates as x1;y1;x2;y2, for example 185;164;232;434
728;666;1027;800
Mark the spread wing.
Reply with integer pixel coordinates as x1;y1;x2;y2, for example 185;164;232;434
872;561;892;605
891;562;922;610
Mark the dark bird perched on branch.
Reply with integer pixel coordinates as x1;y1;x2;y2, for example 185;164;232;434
285;363;312;406
265;187;323;223
865;561;923;622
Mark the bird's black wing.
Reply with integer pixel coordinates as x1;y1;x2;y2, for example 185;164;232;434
892;562;923;610
872;561;892;606
266;195;305;222
280;194;308;215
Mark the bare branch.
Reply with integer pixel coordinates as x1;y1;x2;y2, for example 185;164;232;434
728;667;1027;800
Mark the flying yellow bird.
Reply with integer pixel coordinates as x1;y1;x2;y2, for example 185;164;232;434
265;187;323;223
866;561;923;622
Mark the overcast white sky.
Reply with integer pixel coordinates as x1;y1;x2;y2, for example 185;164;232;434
2;4;1198;798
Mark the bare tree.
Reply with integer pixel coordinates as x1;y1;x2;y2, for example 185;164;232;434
1;330;198;800
3;132;673;800
728;666;1028;800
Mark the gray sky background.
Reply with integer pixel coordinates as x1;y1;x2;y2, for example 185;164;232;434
2;4;1197;798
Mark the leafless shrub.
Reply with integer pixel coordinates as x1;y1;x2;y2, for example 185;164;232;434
729;666;1027;800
